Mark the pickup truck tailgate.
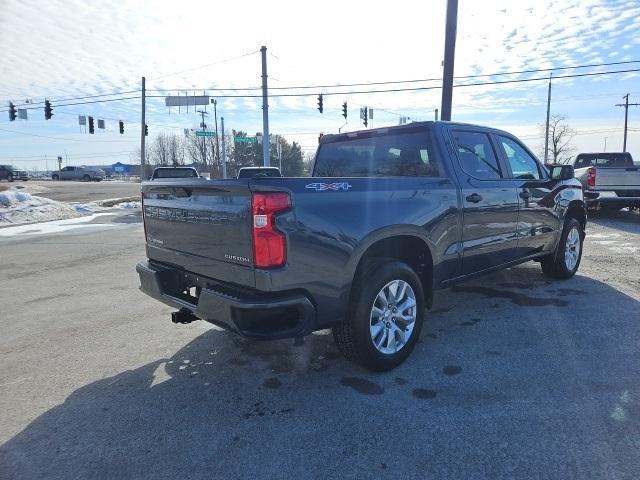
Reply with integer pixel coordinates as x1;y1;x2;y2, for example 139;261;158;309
141;179;255;287
595;166;640;189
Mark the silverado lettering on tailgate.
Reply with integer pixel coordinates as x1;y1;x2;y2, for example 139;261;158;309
144;206;228;225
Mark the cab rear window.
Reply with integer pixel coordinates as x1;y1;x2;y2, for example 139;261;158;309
314;128;440;177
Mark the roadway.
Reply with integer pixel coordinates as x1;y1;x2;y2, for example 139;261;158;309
1;209;639;479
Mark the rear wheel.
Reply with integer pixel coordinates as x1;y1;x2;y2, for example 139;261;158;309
333;260;424;371
52;174;59;181
541;217;584;279
7;173;13;182
83;174;91;182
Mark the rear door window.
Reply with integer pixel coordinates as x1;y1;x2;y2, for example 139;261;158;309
451;130;503;179
314;128;440;177
498;136;542;180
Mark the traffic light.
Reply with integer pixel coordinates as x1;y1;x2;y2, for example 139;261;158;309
8;102;16;121
317;94;323;114
363;106;368;127
342;101;347;119
119;120;124;134
44;100;53;120
145;124;149;136
88;116;94;134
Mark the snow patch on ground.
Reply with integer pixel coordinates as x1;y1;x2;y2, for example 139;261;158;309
0;213;120;237
0;189;140;226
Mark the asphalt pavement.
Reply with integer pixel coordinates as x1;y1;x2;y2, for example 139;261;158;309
1;209;639;479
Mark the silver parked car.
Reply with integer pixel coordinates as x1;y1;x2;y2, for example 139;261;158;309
52;166;105;181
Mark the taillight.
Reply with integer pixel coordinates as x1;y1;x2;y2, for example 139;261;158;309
587;167;596;188
252;192;291;268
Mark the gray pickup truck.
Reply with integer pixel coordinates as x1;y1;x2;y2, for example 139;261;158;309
52;166;105;181
570;152;640;210
137;121;587;370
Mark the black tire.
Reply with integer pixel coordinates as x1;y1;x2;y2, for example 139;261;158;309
541;217;584;279
333;260;425;371
52;174;59;181
83;174;91;182
8;174;13;182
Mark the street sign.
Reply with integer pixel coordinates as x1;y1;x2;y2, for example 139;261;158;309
165;95;210;107
195;131;215;137
234;136;257;144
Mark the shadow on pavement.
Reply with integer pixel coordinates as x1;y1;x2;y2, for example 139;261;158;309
588;208;640;234
2;268;640;479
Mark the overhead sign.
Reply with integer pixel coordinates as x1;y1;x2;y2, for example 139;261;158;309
78;115;86;125
165;96;210;107
195;131;215;137
234;136;257;144
97;119;105;129
17;109;28;120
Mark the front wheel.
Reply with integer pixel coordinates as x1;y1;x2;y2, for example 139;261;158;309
83;174;91;182
541;218;584;279
333;260;424;371
7;174;13;182
52;174;59;181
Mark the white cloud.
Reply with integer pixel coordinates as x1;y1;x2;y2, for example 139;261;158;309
0;0;639;168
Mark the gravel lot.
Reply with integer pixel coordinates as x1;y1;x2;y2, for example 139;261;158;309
0;209;639;479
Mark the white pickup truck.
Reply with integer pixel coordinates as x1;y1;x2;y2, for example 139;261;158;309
570;152;640;211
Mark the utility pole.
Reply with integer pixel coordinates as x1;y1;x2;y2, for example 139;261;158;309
440;0;458;121
220;116;227;179
197;109;208;167
544;73;552;164
140;76;146;180
213;99;220;167
261;46;270;167
616;94;639;152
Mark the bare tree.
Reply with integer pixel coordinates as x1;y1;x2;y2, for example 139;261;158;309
539;115;576;164
167;134;185;166
151;132;171;166
185;134;210;167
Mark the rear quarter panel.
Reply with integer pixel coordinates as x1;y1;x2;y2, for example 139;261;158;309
251;176;461;326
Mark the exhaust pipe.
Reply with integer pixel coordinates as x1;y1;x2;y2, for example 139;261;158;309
171;308;199;324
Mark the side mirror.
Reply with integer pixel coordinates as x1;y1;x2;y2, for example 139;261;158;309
549;164;574;180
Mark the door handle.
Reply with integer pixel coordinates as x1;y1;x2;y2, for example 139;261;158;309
519;189;531;200
465;193;482;203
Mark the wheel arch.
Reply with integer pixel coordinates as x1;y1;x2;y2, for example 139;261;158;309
565;200;587;231
349;231;434;309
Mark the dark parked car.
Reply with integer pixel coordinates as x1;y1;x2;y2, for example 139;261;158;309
150;166;200;180
237;167;282;178
137;121;586;371
0;165;29;182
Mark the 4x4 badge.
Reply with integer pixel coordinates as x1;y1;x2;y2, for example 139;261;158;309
305;182;352;191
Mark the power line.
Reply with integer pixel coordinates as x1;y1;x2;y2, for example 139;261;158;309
0;95;141;113
149;59;640;93
148;50;260;81
145;68;640;99
0;126;137;143
6;90;140;108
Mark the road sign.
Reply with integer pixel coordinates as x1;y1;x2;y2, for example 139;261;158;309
234;136;257;144
195;131;215;137
165;95;210;107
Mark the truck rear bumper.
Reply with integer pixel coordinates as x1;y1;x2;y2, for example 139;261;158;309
136;260;316;340
585;191;640;208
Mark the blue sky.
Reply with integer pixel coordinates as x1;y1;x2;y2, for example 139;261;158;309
1;0;639;170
